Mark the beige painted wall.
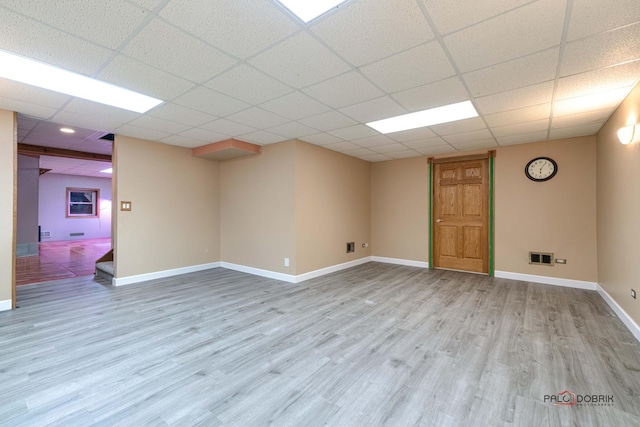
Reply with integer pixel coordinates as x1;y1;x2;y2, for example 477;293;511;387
114;136;220;278
495;137;597;281
295;141;371;274
371;137;597;282
596;83;640;325
0;109;16;306
220;140;296;274
371;157;429;262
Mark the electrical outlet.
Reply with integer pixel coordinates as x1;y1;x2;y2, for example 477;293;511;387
362;243;369;248
284;258;289;267
632;289;636;299
555;259;566;264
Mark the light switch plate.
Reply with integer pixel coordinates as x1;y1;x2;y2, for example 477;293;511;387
121;201;132;211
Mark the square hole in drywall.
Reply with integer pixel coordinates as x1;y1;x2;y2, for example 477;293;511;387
346;242;355;253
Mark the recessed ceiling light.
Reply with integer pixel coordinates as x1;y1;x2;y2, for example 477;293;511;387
276;0;350;23
0;49;163;113
366;101;479;134
100;168;113;174
60;127;75;134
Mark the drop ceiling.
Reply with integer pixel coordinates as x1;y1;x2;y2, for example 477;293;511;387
1;0;639;162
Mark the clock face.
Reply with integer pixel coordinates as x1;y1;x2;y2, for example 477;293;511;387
525;157;557;182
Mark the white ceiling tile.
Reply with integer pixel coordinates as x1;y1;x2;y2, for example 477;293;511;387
491;119;549;138
371;143;410;153
50;110;123;134
386;149;422;159
238;130;286;145
444;0;566;72
551;108;612;129
159;0;299;59
173;87;248;117
311;0;434;66
443;129;493;144
484;104;551;127
387;127;437;142
361;41;456;93
205;64;293;105
0;9;112;75
549;122;604;139
552;86;632;116
556;60;640;100
351;135;397;147
148;103;217;127
414;145;456;156
339;96;407;123
0;80;71;109
464;48;559;97
0;1;147;49
61;99;141;125
424;0;533;35
126;115;191;135
299;133;344;145
450;139;498;151
392;77;470;112
199;118;257;136
298;111;358;131
567;0;640;41
359;154;393;162
128;0;162;11
475;81;555;115
323;141;362;153
497;131;549;146
114;124;172;141
178;127;230;143
266;122;318;138
302;71;384;109
342;148;378;157
561;23;640;76
328;125;380;140
260;91;331;120
430;117;487;136
225;107;289;129
403;137;449;149
249;32;350;88
158;134;204;148
99;55;195;101
123;19;237;84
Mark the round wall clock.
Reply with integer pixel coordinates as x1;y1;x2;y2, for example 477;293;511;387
525;157;557;182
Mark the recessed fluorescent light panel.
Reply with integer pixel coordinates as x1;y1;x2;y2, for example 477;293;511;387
0;50;163;113
276;0;350;23
366;101;479;134
100;168;113;174
59;127;75;134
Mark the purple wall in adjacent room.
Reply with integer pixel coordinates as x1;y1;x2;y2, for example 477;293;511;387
39;174;112;241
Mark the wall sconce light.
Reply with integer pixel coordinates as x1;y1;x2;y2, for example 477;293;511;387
618;124;636;145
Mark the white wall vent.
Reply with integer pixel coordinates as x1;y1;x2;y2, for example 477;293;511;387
41;231;51;238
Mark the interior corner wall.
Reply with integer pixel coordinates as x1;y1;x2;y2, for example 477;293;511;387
596;83;640;325
17;154;39;256
38;174;112;242
219;140;296;275
0;109;16;308
295;141;371;275
371;138;598;283
114;135;220;278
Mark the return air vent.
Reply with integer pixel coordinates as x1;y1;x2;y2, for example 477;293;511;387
40;231;51;239
529;252;554;266
70;232;85;237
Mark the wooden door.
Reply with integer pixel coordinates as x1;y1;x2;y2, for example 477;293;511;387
433;158;489;274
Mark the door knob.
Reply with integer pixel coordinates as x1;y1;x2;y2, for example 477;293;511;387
436;219;442;223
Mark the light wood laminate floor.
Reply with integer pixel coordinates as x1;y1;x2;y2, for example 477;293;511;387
1;263;639;426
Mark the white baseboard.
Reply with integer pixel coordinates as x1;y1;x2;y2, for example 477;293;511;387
371;256;429;269
0;299;12;312
597;285;640;342
112;262;221;286
220;262;297;283
494;271;597;290
295;257;372;283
